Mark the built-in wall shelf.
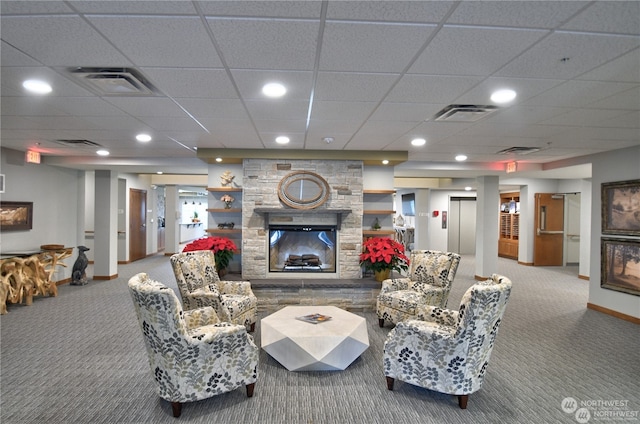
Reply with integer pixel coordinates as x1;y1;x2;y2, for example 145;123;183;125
207;187;242;192
206;208;242;213
363;230;396;237
205;228;241;234
363;210;395;215
363;189;395;194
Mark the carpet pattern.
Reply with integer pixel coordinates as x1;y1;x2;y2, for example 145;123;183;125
1;254;638;423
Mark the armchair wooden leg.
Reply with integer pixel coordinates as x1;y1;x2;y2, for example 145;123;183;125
246;382;255;398
249;322;255;333
171;401;182;417
386;377;395;390
458;394;469;409
378;318;385;328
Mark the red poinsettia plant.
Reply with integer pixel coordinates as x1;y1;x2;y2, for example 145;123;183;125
359;237;409;274
183;236;237;272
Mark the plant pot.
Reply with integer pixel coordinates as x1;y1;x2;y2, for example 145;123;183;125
217;268;227;278
374;269;391;282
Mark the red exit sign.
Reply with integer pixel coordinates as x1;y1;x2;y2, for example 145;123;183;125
26;150;41;164
505;161;517;173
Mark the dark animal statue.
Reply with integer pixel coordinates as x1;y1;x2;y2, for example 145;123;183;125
71;246;90;286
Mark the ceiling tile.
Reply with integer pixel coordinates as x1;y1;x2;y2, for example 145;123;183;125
561;1;640;34
523;80;638;108
326;1;454;22
577;49;640;83
207;18;319;70
447;1;588;28
310;101;377;121
245;99;309;120
320;21;436;73
370;102;442;122
387;74;483;104
315;72;399;101
496;32;640;79
410;26;547;76
199;1;321;19
104;97;188;117
87;16;223;67
69;0;197;14
0;16;132;67
141;68;237;99
176;98;250;121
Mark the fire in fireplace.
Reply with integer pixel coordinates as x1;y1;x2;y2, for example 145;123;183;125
269;225;337;273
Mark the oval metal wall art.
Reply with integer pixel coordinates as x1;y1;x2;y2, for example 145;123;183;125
277;171;330;209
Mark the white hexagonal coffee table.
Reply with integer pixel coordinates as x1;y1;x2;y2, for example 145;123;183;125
261;305;369;371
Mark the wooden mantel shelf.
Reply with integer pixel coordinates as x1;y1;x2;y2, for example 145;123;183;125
253;208;352;230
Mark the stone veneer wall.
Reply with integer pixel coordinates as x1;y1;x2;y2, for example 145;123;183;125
242;159;363;279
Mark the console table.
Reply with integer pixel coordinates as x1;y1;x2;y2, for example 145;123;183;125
0;247;73;314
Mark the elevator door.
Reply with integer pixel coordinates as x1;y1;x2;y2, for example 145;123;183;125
448;197;476;255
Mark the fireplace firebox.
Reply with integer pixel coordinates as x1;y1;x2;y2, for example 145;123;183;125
269;225;336;273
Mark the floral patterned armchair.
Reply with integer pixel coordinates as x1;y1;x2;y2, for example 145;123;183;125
170;250;258;332
376;250;461;327
383;274;512;409
128;273;258;417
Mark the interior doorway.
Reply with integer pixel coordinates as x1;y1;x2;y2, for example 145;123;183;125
448;197;476;255
534;193;564;266
129;188;147;262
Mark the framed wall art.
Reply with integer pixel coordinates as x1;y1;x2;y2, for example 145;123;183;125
601;237;640;296
0;201;33;231
601;179;640;236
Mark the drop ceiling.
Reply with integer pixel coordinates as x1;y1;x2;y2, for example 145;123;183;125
1;1;638;182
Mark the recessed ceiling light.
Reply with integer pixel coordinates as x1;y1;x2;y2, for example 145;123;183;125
465;186;472;191
411;138;426;147
96;149;110;156
491;89;517;104
455;154;467;162
156;171;163;175
215;157;223;162
23;79;52;94
382;159;389;165
136;133;151;142
262;82;286;98
276;136;290;144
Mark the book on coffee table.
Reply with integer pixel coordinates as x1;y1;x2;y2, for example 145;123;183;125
295;313;332;324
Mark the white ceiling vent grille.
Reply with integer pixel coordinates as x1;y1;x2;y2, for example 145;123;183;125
68;67;157;96
55;139;103;147
434;104;498;122
496;147;541;155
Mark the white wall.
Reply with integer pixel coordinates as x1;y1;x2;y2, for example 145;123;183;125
1;148;81;281
590;146;640;319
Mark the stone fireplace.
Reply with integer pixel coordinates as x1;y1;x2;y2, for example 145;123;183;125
241;159;363;279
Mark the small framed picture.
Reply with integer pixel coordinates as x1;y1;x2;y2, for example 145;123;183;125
0;174;4;193
0;201;33;231
601;238;640;296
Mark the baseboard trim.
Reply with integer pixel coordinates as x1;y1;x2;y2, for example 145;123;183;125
578;274;589;281
587;303;640;325
518;261;534;266
93;274;118;281
474;275;490;281
55;278;71;286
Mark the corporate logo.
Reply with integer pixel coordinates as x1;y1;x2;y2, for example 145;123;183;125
561;397;638;423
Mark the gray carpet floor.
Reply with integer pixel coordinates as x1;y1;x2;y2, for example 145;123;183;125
1;254;638;423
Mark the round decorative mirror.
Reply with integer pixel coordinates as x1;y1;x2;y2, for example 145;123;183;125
278;171;330;209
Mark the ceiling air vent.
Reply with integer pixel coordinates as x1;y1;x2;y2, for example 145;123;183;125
55;139;103;147
68;67;157;96
496;147;541;155
434;104;498;122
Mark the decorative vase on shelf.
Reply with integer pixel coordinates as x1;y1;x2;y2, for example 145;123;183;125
374;269;391;282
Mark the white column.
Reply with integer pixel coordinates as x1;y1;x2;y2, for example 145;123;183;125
475;176;499;279
94;170;118;279
164;185;180;255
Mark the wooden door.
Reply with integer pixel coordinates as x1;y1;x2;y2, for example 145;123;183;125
534;193;564;266
130;189;147;262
